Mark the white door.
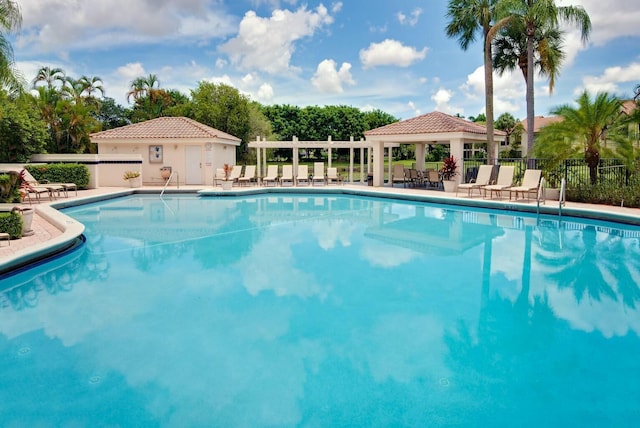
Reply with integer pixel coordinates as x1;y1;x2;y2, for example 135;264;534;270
185;145;203;184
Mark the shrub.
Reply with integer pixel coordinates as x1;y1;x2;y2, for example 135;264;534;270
0;211;23;239
25;164;90;189
568;180;640;208
0;171;23;203
440;156;458;180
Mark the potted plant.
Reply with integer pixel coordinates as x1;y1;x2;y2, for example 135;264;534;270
123;171;142;188
221;164;233;190
11;206;34;236
440;156;458;192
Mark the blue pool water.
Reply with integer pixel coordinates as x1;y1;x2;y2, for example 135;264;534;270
1;194;639;427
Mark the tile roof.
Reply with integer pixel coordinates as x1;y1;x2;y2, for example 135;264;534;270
90;116;241;142
365;111;506;136
520;116;563;133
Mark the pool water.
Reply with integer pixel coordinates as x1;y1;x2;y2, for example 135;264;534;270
1;194;639;426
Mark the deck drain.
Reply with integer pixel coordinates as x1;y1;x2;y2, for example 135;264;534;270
439;378;450;387
18;347;31;355
89;375;102;384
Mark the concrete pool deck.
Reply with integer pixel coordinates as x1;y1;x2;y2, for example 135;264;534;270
1;183;640;275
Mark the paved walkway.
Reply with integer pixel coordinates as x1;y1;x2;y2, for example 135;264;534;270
1;184;639;262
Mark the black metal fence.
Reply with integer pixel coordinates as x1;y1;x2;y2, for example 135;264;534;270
460;158;633;188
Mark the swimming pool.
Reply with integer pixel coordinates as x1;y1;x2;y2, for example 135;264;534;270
1;193;639;426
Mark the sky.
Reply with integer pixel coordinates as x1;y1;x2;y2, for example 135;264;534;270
10;0;640;122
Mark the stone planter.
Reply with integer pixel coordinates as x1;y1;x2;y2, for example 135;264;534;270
221;180;233;190
18;207;34;237
128;177;142;188
160;167;172;180
442;180;458;193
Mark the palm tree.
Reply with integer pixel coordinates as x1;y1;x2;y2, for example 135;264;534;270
535;91;631;184
126;73;160;103
445;0;504;164
78;75;104;98
498;0;591;155
0;0;21;92
32;66;66;89
492;20;565;94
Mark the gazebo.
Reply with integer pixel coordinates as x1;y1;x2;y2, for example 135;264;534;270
364;111;506;187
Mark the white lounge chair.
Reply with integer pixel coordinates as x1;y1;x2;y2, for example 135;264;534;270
312;162;325;185
214;168;226;186
509;169;542;201
228;165;242;185
280;165;294;186
296;165;310;186
457;165;493;197
262;165;279;186
326;167;341;185
238;165;256;186
482;165;515;199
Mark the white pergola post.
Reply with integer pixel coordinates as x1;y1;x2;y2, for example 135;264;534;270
415;143;425;171
360;145;364;183
372;141;385;186
450;138;465;184
293;136;299;175
327;136;332;168
387;145;393;186
349;136;354;183
256;136;262;181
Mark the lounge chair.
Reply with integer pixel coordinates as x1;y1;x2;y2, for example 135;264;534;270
392;164;407;187
238;165;256;186
214;168;226;186
280;165;294;186
457;165;493;197
312;162;326;186
509;169;542;201
326;167;341;185
482;165;515;199
296;165;310;186
407;169;422;187
21;169;64;201
20;182;52;204
228;165;242;185
262;165;279;186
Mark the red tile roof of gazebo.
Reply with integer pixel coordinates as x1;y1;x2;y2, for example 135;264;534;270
365;111;505;136
91;116;241;142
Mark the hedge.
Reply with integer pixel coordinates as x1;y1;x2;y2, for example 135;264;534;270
25;164;90;189
0;211;23;239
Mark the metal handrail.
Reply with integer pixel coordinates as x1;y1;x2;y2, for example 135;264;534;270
559;178;566;217
536;177;546;216
160;171;178;198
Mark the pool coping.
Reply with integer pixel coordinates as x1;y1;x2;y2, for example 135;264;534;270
1;186;639;275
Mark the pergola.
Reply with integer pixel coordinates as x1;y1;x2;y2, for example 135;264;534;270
365;111;506;187
247;136;399;183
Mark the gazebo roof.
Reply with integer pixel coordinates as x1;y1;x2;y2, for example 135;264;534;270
90;116;241;144
365;111;506;137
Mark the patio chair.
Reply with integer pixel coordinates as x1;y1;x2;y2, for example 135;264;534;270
312;162;326;185
482;166;515;199
326;167;341;185
509;169;542;201
228;165;242;185
392;164;407;187
21;169;64;201
296;165;310;186
262;165;279;186
425;169;441;190
280;165;295;186
238;165;256;186
457;165;493;197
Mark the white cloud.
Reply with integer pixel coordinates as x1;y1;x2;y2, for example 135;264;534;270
397;8;423;26
257;83;275;102
15;0;237;54
215;58;228;69
116;62;146;80
431;88;461;114
578;62;640;96
407;101;421;116
219;5;335;74
573;0;640;46
461;66;524;117
311;59;355;93
360;39;427;69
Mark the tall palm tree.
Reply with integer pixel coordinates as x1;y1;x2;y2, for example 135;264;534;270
534;91;631;184
446;0;502;164
0;0;21;92
492;20;565;94
78;75;104;98
498;0;591;155
126;73;160;103
32;66;66;89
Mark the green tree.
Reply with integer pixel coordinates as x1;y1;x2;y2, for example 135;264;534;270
498;0;591;154
32;66;66;89
363;109;398;130
127;74;174;121
190;82;253;157
94;97;131;131
446;0;505;164
0;0;21;94
535;91;631;184
495;112;523;156
469;113;487;123
0;90;48;162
